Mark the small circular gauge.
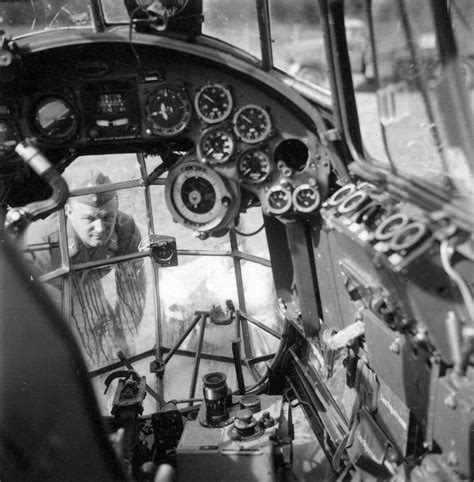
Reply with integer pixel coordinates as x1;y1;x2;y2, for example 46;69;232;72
195;83;233;124
237;149;272;184
165;160;240;233
293;183;321;213
198;127;235;165
146;86;192;137
264;185;293;215
33;97;78;140
233;104;272;144
0;121;20;157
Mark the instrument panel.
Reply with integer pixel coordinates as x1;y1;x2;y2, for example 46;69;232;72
0;43;331;234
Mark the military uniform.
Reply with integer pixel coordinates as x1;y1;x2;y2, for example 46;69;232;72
23;179;146;369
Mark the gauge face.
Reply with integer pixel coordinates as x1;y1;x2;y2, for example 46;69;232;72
195;83;233;124
34;97;77;140
198;128;235;165
166;161;234;229
233;104;272;144
237;149;272;184
264;186;292;215
0;121;19;156
292;184;321;213
146;86;192;137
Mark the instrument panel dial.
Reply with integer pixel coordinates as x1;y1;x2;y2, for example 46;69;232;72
233;104;272;144
146;86;192;137
0;121;19;157
292;183;321;213
264;185;293;215
198;127;235;165
33;96;78;141
165;160;240;233
237;148;272;184
194;83;233;124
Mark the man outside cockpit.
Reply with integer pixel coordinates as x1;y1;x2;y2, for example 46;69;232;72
24;171;146;369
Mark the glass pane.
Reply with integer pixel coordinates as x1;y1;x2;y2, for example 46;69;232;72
241;260;282;356
159;255;238;354
202;0;260;60
150;185;231;254
0;0;91;36
368;0;473;199
21;213;63;278
64;153;142;185
235;208;269;258
271;0;330;91
64;257;152;370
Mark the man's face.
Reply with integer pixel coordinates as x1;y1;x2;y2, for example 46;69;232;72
65;198;118;248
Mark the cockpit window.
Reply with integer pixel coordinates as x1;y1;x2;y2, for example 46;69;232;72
202;0;261;60
270;1;330;91
0;0;92;34
361;0;473;202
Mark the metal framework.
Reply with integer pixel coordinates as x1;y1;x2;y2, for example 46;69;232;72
24;153;281;409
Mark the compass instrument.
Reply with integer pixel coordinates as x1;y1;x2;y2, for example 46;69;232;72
233;104;272;144
165;158;240;234
194;83;233;124
237;149;272;184
197;127;235;165
146;85;192;137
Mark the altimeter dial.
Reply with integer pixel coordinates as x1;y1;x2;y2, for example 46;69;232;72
233;104;272;144
195;83;233;124
198;127;235;165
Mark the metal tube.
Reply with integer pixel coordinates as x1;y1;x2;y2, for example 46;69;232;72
256;0;273;71
188;314;208;405
239;311;282;339
232;339;246;395
164;313;202;364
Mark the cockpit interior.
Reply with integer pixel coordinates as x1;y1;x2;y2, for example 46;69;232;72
0;1;473;481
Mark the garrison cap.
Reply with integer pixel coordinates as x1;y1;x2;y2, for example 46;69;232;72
67;170;118;207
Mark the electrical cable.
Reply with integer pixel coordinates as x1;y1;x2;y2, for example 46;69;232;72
234;224;265;237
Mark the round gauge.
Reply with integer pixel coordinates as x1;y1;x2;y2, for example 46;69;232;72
264;185;293;215
198;127;235;165
237;149;272;184
165;160;240;232
146;86;192;137
33;97;78;140
293;184;321;213
233;104;272;144
194;83;233;124
0;121;20;157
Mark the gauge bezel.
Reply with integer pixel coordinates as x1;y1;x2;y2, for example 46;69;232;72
292;183;321;213
0;120;20;158
165;158;240;233
194;83;233;124
232;104;272;144
197;126;236;165
237;148;272;185
145;84;192;137
264;185;293;215
31;95;79;142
